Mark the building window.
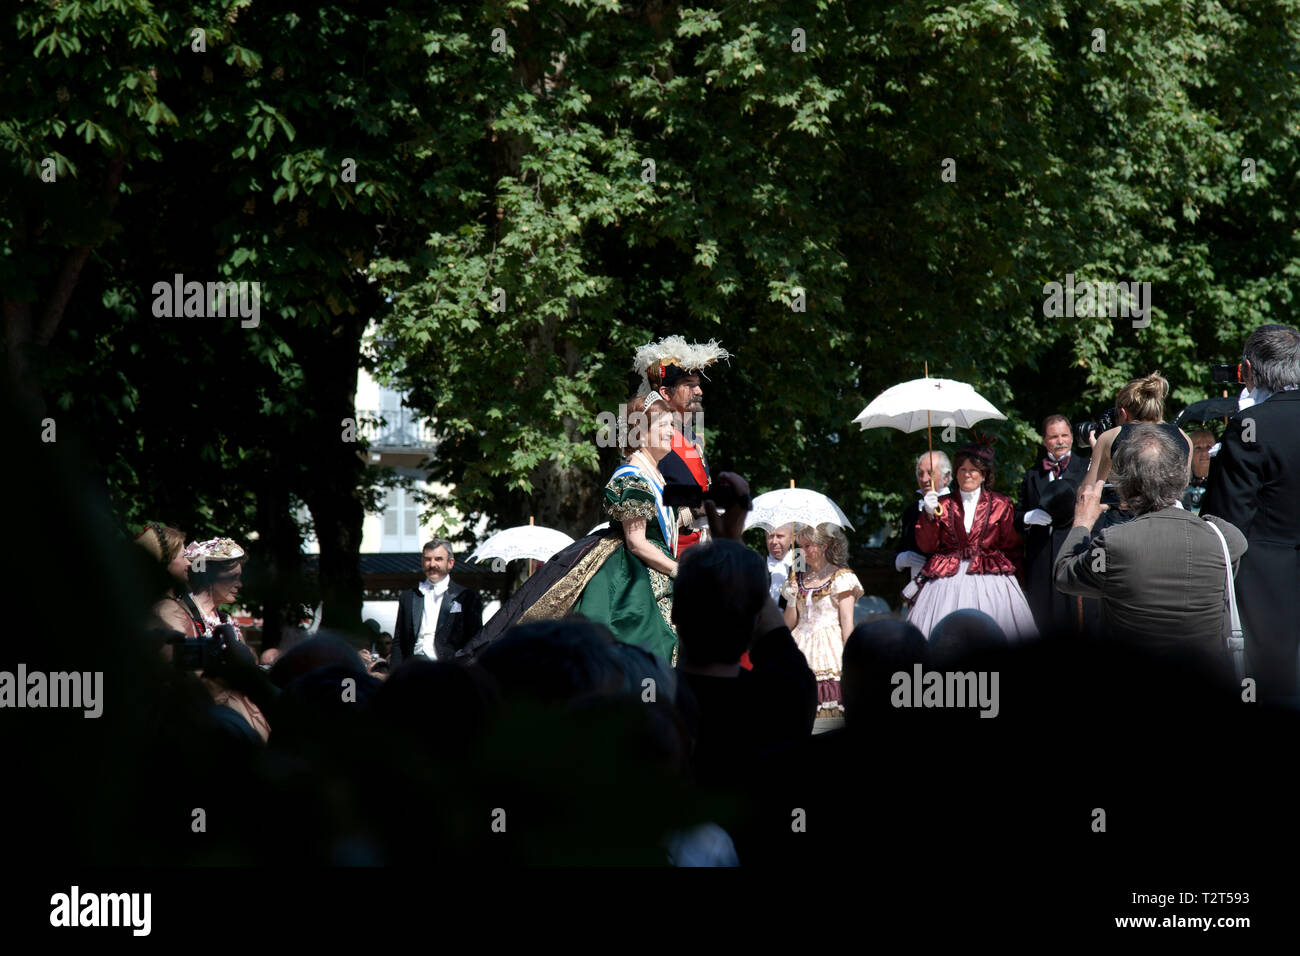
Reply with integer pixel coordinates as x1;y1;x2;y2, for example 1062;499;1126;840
381;487;421;551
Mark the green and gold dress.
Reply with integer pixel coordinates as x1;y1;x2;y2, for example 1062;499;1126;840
570;462;679;664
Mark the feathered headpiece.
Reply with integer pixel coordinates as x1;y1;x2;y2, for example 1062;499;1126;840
956;430;998;467
632;335;731;397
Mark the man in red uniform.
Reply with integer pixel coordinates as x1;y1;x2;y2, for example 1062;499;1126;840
634;335;730;553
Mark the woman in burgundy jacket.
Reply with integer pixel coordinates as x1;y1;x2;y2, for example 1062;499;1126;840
908;442;1038;640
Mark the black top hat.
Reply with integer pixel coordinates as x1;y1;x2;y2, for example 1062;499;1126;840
1038;477;1078;528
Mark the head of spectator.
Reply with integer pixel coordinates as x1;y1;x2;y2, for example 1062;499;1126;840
841;618;927;721
184;537;246;607
134;523;189;588
606;641;680;706
268;631;368;689
672;539;769;674
952;442;995;492
1115;371;1169;425
1041;414;1073;461
1110;423;1191;516
378;632;393;659
371;659;500;760
916;450;952;493
475;618;623;706
928;609;1008;668
259;646;281;668
1189;429;1215;480
421;538;455;587
794;522;849;572
1241;322;1300;395
765;524;794;562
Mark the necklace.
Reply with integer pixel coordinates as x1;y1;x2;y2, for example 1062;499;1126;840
799;566;838;591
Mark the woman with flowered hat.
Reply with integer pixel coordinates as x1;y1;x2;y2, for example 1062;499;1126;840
157;537;270;741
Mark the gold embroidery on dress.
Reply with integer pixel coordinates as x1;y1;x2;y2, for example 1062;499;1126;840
518;536;624;623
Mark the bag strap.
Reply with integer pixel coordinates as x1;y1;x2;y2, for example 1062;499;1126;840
1204;519;1244;652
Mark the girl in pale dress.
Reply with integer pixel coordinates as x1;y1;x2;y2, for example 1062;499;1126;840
780;523;863;718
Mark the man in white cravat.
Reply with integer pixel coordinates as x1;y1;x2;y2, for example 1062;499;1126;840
392;538;484;666
415;550;452;659
765;524;795;603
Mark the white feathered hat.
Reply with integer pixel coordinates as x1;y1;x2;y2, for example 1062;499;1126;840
632;335;731;397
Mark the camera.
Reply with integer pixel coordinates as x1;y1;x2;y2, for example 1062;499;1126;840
662;480;750;512
1211;363;1244;384
169;623;238;672
1074;407;1119;448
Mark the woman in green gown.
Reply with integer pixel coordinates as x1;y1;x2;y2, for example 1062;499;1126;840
571;396;682;663
479;396;683;664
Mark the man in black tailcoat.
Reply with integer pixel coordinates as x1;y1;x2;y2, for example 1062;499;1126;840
392;539;483;666
1202;323;1300;704
1016;414;1090;635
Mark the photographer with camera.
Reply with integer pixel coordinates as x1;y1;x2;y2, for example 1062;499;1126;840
1079;372;1193;531
1055;425;1246;678
1202;323;1300;704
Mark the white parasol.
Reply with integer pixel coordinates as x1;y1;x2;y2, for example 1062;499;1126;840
744;487;855;532
469;523;574;565
853;365;1006;516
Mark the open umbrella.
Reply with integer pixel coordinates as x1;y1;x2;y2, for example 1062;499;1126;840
469;522;574;567
854;365;1006;516
744;487;855;532
1174;396;1238;426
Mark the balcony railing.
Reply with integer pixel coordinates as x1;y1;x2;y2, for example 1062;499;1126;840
356;407;438;451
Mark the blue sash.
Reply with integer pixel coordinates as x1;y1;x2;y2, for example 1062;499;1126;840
612;462;677;556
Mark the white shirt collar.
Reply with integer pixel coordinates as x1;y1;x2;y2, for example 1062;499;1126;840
960;486;981;505
768;552;793;571
420;577;450;596
918;484;951;497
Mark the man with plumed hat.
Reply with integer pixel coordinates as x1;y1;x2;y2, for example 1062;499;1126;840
633;335;730;553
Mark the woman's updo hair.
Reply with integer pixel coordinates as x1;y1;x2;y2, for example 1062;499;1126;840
619;394;675;457
795;522;850;568
953;443;995;489
134;523;186;565
1115;371;1169;424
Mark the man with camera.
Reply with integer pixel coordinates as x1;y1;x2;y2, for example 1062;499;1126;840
1015;415;1091;634
1201;323;1300;704
1054;425;1246;675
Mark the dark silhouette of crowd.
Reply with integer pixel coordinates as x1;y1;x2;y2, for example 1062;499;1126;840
7;335;1300;874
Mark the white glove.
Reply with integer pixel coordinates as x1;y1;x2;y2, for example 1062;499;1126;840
1024;508;1052;527
922;491;940;516
895;551;927;572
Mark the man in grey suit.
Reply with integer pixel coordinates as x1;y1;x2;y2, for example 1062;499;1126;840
392;539;483;666
1055;424;1246;674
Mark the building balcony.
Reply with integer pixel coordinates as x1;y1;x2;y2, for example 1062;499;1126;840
355;407;437;465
